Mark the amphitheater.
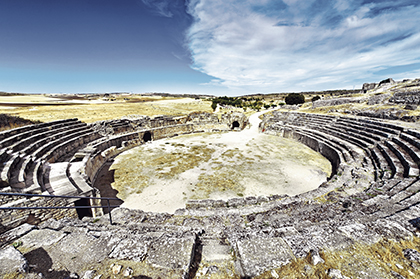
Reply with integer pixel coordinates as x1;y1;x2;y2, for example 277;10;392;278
2;80;420;278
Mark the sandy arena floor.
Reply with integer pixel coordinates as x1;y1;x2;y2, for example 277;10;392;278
110;112;332;213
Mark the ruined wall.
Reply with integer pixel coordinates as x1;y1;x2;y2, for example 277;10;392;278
0;195;78;234
389;91;420;104
220;112;249;129
90;112;247;136
312;96;367;108
84;124;196;185
270;126;342;177
0;112;248;232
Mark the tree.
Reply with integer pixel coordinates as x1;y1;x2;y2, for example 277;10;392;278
285;93;305;105
311;96;321;102
211;101;218;111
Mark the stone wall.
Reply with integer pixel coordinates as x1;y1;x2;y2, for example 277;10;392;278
389;90;420;104
0;112;248;233
83;124;195;184
0;195;79;234
262;120;343;178
312;96;367;108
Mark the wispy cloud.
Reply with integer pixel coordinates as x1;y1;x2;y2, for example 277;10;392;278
141;0;175;17
186;0;420;93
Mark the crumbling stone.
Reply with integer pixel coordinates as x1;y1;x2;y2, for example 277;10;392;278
82;270;96;279
0;246;28;275
404;249;420;262
310;249;324;265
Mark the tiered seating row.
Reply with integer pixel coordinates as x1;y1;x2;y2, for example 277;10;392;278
0;119;102;195
0;118;198;199
263;112;420;180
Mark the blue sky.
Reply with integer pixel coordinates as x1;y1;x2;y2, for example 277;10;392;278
1;0;420;95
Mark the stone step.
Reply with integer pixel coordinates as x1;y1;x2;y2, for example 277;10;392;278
31;127;94;160
387;179;417;196
377;143;404;178
0;119;79;149
296;128;353;163
47;162;79;196
386;140;419;177
46;131;102;163
336;119;391;138
0;154;22;188
387;204;420;223
333;122;382;143
9;122;86;153
393;136;420;169
370;147;392;179
20;125;89;156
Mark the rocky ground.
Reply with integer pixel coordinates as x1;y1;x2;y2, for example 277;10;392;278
301;78;420;123
2;186;420;279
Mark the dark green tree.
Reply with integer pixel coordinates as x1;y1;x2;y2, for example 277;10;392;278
285;93;305;105
311;96;321;102
211;101;218;111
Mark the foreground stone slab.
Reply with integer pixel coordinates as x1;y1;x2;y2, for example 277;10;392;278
0;223;35;247
0;246;28;276
338;222;381;245
16;228;66;253
108;234;150;262
235;237;294;278
201;238;232;263
146;233;196;278
47;231;112;272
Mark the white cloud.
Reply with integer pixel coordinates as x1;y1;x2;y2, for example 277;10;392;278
186;0;420;93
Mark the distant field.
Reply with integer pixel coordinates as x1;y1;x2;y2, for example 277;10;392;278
0;94;213;123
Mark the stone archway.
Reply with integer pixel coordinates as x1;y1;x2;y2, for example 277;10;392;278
143;131;152;142
231;121;240;129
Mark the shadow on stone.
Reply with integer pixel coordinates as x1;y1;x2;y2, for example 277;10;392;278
25;247;70;279
409;217;420;229
187;238;203;279
93;160;123;214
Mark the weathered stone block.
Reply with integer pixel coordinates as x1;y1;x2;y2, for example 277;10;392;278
48;231;111;271
0;223;35;247
235;237;293;278
146;234;196;278
17;228;66;253
338;223;381;245
108;235;149;262
0;246;28;276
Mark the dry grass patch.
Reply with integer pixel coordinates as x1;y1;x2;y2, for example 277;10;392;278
256;237;420;279
0;97;213;123
110;142;215;200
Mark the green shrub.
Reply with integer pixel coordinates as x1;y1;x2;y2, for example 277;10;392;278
285;93;305;105
311;96;321;102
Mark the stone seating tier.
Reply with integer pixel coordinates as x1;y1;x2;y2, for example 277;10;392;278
2;113;420;278
264;112;420;180
10;122;86;153
0;119;79;148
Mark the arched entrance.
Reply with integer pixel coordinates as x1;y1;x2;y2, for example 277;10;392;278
75;199;93;219
231;121;240;129
143;131;152;142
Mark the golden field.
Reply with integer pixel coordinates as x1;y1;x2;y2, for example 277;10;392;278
0;94;214;123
